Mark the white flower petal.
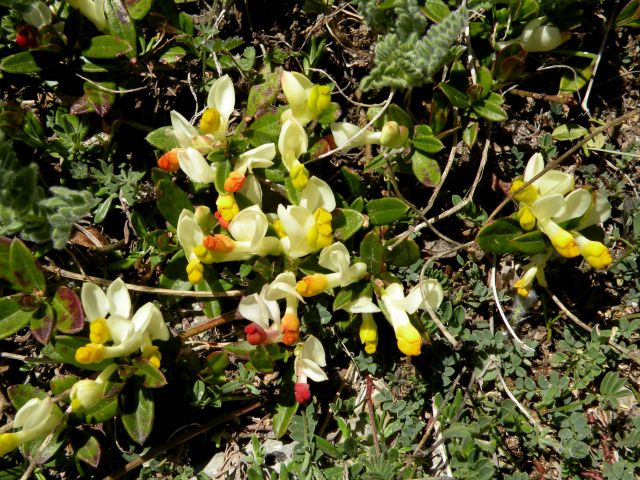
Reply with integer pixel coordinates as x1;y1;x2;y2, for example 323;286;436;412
207;75;235;130
300;359;328;382
170;111;197;148
106;278;130;319
178;148;217;184
530;194;567;219
281;71;311;113
302;335;326;366
537;170;574;196
238;294;271;328
238;174;263;208
524;153;544;182
299;176;336;212
177;210;204;259
107;314;133;345
14;397;53;431
81;282;109;322
330;122;381;153
278;119;308;170
229;206;268;249
236;143;276;173
554;188;592;223
147;304;169;341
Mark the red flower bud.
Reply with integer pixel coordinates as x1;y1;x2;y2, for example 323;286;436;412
244;323;267;345
16;25;39;50
294;383;311;403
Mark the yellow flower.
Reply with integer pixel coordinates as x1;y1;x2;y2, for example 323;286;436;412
395;323;422;357
296;274;329;297
359;313;378;354
199;107;221;134
510;179;539;204
186;259;204;284
290;161;310;191
89;317;111;344
75;343;106;364
517;206;536;230
216;193;240;223
574;235;612;269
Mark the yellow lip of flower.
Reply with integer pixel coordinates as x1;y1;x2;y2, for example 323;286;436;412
273;219;287;239
0;432;21;456
359;313;378;354
575;236;612;269
216;194;240;223
517;206;536;230
395;323;422;356
75;343;106;364
199;107;222;135
306;208;333;250
89;317;111;344
296;274;329;297
538;218;580;258
306;84;331;117
186;259;204;284
290;161;309;191
142;345;162;368
510;179;539;204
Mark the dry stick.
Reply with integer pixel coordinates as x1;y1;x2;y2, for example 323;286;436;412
104;401;262;480
490;257;534;352
365;375;381;455
508;88;577;106
485;108;640;224
581;1;618;115
388;137;491;248
180;311;237;338
41;264;244;298
432;400;454;478
546;289;640;367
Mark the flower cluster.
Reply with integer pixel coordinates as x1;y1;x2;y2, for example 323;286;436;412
509;153;612;296
156;71;444;402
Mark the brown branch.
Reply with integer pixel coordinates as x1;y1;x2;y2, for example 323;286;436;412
508;88;577;106
180;311;237;338
41;264;244;298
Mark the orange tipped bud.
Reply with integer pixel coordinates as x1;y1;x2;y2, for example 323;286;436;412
224;171;246;193
281;313;300;346
203;234;235;253
158;149;180;172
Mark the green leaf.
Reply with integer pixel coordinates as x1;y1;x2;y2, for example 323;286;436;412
509;231;548;255
366;197;409;225
360;231;384;276
0;51;55;74
476;66;493;100
340;167;363;197
438;82;471;109
249;345;275;373
472;93;508;122
156;179;193;227
206;351;230;372
333;283;372;312
83;35;134;59
132;358;168;389
159;45;187;65
76;435;101;468
421;0;450;22
476;219;525;254
85;396;119;423
552;123;588;141
315;435;341;458
0;299;32;339
42;336;112;371
126;0;153;20
245;72;280;118
30;302;55;344
273;365;298;439
462;122;479;148
413;124;444;154
616;0;640;27
70;82;116;118
52;286;84;334
104;0;137;54
214;160;232;195
385;239;421;267
224;341;256;360
332;209;364;242
411;151;441;187
146;126;179;151
244;111;281;148
7;384;47;409
50;374;80;397
9;237;45;292
121;384;154;445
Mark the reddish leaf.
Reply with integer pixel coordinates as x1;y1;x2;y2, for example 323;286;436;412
52;286;84;334
30;303;55;344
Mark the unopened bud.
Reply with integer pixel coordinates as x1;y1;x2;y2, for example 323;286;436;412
380;121;408;149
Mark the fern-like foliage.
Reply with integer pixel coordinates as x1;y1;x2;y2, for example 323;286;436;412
361;5;467;91
40;187;98;250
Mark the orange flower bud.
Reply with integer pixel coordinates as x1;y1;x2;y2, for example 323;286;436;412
157;149;180;172
281;313;300;346
202;234;235;253
224;171;246;193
